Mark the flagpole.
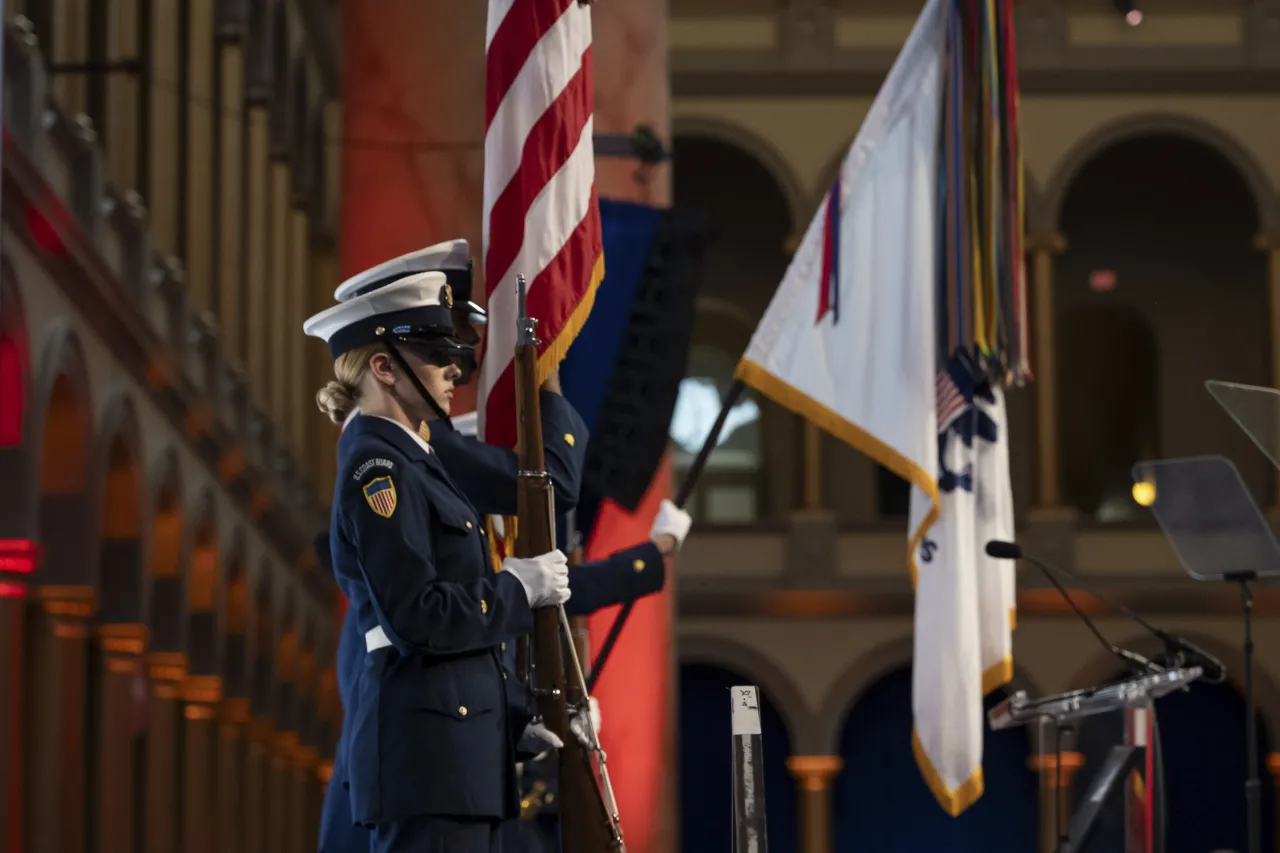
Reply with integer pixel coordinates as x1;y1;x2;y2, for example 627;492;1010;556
586;379;746;690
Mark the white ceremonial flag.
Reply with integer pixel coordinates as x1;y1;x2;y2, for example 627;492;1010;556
734;0;1015;815
906;361;1015;815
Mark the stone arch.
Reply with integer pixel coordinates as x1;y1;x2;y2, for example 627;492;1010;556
1065;629;1280;743
251;558;276;715
1052;127;1271;512
678;634;814;751
92;392;147;625
671;116;807;237
816;636;1042;755
1057;304;1161;519
29;323;94;586
1043;113;1277;232
147;448;185;652
0;259;32;539
694;296;756;336
673;299;776;524
186;490;222;676
222;530;250;699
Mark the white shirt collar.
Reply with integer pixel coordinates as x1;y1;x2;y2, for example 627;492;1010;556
343;408;433;455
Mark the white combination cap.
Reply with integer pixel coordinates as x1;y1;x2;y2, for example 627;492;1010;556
303;272;460;358
334;239;487;326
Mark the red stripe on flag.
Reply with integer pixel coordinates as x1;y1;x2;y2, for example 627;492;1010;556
586;460;673;853
483;185;603;447
484;48;594;294
485;0;575;129
817;193;834;322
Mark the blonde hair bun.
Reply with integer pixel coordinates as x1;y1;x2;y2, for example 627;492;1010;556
316;381;357;425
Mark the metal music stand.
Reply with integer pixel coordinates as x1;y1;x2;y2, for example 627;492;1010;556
988;667;1203;853
1136;398;1280;853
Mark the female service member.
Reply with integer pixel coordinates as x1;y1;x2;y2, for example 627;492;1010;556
305;272;566;853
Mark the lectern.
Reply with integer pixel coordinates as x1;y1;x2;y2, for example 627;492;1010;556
989;667;1203;853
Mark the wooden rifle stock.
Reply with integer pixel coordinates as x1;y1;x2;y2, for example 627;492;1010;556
512;275;623;853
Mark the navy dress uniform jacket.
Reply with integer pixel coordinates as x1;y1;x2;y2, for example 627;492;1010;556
320;395;588;851
319;611;368;852
429;391;587;517
331;414;533;825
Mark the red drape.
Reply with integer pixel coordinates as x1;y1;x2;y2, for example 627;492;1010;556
585;457;673;853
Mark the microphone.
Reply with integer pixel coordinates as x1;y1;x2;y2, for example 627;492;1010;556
984;539;1166;677
986;539;1226;682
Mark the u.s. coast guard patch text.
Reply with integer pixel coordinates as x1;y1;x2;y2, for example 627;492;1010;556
352;458;395;480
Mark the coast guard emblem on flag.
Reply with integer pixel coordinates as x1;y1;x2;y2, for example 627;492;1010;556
363;477;398;518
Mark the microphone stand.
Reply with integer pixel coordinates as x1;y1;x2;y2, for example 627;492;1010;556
1224;570;1262;853
986;541;1164;853
1000;546;1163;678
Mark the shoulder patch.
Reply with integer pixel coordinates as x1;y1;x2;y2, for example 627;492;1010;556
352;457;395;481
362;477;398;518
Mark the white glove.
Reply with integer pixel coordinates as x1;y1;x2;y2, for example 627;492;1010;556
502;550;570;608
568;697;602;748
650;499;692;551
519;721;564;760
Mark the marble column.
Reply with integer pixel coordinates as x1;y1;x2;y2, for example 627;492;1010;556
244;102;271;396
182;675;222;853
146;0;182;256
267;161;291;431
0;538;37;853
105;0;140;192
1027;750;1085;853
244;715;274;853
27;585;94;853
185;0;217;311
339;0;486;411
93;623;148;853
591;6;676;850
802;423;823;510
291;743;320;853
269;730;297;853
1027;231;1067;509
593;0;671;208
216;39;246;359
217;698;251;853
146;654;185;853
1255;230;1280;506
785;755;843;853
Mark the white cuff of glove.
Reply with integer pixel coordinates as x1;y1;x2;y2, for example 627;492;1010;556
568;697;602;749
650;499;692;550
501;550;571;608
520;722;564;760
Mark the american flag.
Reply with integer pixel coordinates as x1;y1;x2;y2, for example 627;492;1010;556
935;365;969;434
478;0;604;447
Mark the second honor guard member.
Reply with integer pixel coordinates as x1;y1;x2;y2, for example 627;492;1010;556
317;241;681;853
371;242;693;853
304;272;569;853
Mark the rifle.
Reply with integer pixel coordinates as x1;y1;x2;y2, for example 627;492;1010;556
513;274;624;853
